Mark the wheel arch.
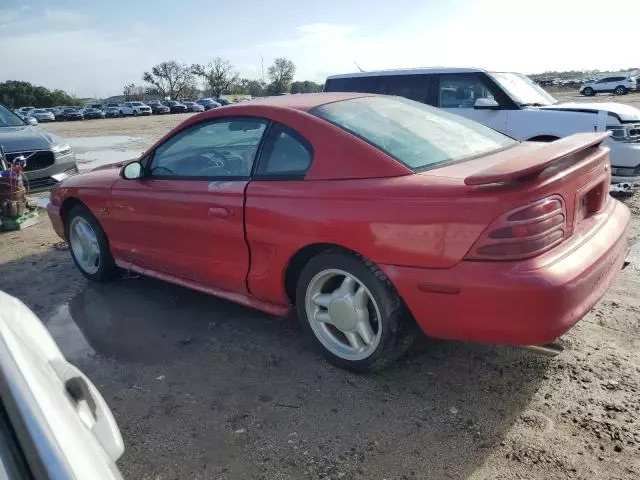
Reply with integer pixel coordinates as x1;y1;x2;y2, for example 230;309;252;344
284;242;362;304
59;197;86;234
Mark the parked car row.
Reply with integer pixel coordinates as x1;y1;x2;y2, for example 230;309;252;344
11;99;228;123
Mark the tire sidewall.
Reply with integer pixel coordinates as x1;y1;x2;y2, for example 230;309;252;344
295;252;411;371
67;205;116;282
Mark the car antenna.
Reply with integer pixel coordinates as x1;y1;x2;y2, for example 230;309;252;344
353;59;364;72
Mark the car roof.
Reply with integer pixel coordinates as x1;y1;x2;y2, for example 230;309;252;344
236;92;373;112
326;67;485;80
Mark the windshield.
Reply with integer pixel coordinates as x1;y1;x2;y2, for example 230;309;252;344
489;72;557;106
0;104;27;127
312;96;516;171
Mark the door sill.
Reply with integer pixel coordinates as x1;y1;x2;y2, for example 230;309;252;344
114;259;291;317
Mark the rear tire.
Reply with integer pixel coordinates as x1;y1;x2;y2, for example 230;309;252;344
295;251;418;372
66;205;118;282
614;86;627;95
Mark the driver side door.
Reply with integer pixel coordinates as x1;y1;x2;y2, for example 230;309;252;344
436;73;508;134
110;117;268;293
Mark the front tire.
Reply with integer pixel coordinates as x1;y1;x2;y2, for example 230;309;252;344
133;110;138;116
582;87;595;96
296;251;417;371
66;205;118;282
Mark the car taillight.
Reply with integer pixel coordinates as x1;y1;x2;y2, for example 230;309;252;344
466;196;566;261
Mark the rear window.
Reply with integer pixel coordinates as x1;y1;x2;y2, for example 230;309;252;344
312;96;516;171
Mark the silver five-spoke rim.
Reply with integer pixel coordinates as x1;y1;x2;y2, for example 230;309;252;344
69;216;101;275
305;269;382;361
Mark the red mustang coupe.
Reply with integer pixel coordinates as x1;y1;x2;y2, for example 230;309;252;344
48;93;630;371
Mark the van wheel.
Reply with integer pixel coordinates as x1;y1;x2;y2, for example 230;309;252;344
582;87;595;96
614;86;627;95
296;251;418;372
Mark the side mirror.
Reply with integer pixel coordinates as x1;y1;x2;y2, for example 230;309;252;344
474;98;500;110
121;161;143;179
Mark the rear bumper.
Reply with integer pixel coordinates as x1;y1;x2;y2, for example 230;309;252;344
381;200;630;345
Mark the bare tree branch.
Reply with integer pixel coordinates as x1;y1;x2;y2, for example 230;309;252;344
192;58;239;99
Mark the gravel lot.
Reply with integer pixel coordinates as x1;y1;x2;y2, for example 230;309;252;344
1;97;639;479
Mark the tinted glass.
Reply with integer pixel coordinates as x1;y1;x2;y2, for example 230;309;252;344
0;402;33;479
257;125;312;177
385;74;430;103
313;96;516;171
438;74;495;108
151;118;267;178
324;76;387;94
0;104;26;127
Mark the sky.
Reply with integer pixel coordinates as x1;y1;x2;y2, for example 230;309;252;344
1;0;639;98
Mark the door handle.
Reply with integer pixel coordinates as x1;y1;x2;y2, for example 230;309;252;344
208;206;231;218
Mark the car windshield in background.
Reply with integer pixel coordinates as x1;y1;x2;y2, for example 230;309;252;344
312;96;516;171
489;72;558;107
0;104;26;127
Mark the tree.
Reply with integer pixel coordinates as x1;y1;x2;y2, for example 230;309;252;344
267;57;296;94
142;61;195;100
230;78;266;97
192;57;238;99
290;80;323;94
0;80;80;108
123;83;147;101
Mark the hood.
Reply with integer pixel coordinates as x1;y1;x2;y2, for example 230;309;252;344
60;167;120;189
540;102;640;122
0;125;64;152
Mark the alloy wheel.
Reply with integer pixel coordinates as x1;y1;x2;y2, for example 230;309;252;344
305;269;382;361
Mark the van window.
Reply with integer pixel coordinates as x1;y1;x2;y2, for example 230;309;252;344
324;76;387;94
437;74;495;108
385;74;430;103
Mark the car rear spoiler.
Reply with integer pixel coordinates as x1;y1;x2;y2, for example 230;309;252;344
464;132;611;186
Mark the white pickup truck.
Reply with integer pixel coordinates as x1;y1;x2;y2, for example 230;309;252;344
118;102;152;117
325;68;640;183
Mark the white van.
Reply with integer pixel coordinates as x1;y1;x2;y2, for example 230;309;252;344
324;68;640;183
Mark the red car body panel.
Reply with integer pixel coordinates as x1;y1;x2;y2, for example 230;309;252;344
47;93;630;347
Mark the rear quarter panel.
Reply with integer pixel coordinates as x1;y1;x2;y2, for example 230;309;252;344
244;176;492;303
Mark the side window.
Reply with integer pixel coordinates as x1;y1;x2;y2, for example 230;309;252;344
437;74;496;108
255;124;313;179
386;74;430;103
150;118;267;178
323;77;386;94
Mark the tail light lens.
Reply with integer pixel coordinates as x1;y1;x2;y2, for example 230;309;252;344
466;196;566;261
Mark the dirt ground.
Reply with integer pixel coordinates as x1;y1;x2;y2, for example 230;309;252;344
1;99;640;479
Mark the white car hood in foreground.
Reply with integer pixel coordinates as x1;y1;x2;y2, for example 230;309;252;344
0;291;124;479
540;102;640;122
